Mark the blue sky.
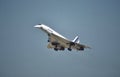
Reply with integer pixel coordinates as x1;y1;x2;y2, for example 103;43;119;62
0;0;120;77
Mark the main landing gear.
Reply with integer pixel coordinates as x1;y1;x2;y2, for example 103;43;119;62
54;48;58;51
68;48;72;51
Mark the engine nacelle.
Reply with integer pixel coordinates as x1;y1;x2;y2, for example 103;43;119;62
51;42;65;51
51;42;59;46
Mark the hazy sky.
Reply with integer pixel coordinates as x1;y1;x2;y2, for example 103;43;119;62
0;0;120;77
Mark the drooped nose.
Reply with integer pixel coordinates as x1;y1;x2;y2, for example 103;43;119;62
34;24;42;28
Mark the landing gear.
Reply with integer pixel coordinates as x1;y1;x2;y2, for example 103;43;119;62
51;42;65;51
54;46;65;51
66;42;75;51
48;40;50;42
60;47;65;51
54;48;58;51
48;37;51;42
68;48;72;51
68;45;72;51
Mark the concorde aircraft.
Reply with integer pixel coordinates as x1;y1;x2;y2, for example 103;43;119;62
34;24;91;51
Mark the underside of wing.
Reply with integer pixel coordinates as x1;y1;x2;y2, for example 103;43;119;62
46;33;72;51
50;33;71;47
48;33;91;51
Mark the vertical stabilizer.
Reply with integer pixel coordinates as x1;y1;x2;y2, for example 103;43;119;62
72;36;80;43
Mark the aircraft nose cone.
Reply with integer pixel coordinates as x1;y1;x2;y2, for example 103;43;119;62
34;24;42;28
34;25;39;28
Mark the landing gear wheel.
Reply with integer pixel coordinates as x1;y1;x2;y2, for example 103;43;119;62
48;40;50;42
68;48;72;51
54;48;58;51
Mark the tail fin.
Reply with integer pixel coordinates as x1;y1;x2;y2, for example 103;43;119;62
72;36;80;43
